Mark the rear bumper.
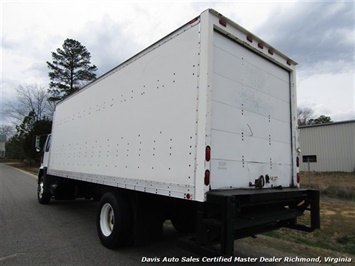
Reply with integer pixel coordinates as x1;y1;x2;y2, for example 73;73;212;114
184;188;320;256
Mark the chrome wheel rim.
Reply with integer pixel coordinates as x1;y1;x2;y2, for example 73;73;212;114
38;181;44;199
100;203;115;236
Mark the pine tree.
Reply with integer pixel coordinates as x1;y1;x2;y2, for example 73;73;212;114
47;38;97;101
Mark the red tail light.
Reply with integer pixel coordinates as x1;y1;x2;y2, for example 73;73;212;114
205;146;211;161
297;172;300;183
204;170;210;186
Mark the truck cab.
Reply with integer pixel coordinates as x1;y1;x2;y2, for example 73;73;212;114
37;134;51;204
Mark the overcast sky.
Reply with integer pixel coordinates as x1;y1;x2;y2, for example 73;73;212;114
1;0;354;125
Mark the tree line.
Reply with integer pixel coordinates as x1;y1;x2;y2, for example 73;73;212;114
297;107;332;126
2;39;97;162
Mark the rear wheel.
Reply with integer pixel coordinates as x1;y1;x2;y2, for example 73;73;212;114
96;192;132;249
37;176;51;204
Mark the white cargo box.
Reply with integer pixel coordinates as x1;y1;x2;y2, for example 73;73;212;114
47;9;298;202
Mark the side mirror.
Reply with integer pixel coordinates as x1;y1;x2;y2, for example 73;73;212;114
35;135;41;152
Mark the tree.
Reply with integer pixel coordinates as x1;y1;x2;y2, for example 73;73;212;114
297;107;314;126
0;125;15;139
4;83;54;124
5;135;26;160
22;117;52;162
297;107;333;126
5;111;36;160
47;38;97;101
6;111;52;161
309;115;332;125
16;110;37;136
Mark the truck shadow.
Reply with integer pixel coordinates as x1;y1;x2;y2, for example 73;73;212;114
39;199;286;265
45;199;181;242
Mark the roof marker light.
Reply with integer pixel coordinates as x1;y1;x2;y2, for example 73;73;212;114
189;17;199;24
258;42;264;49
268;49;274;55
287;60;292;66
246;35;253;43
219;19;227;27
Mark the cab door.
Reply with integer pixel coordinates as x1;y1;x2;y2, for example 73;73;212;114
41;134;51;168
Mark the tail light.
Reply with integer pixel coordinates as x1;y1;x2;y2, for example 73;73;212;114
297;172;300;184
205;146;211;161
204;170;210;186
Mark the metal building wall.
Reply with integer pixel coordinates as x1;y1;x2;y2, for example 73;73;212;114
299;120;355;172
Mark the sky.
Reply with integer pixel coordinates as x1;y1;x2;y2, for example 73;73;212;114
1;0;354;126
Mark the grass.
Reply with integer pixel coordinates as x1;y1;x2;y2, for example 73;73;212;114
265;198;355;255
2;159;39;175
264;171;355;256
301;171;355;200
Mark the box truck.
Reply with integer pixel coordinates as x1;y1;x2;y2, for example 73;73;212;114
37;9;320;255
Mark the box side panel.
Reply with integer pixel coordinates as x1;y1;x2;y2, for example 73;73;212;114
210;31;292;189
48;23;201;200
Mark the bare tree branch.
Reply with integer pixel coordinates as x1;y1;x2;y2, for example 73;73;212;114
4;83;54;124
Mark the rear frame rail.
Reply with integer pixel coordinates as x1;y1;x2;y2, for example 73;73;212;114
180;188;320;256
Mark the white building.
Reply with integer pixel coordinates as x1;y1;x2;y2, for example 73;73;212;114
0;134;6;158
299;120;355;172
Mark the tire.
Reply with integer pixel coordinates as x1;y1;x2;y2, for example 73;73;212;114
37;176;51;204
96;192;132;249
